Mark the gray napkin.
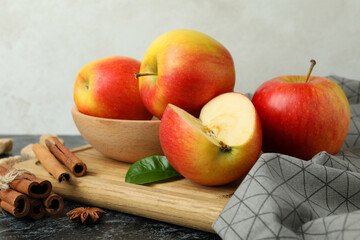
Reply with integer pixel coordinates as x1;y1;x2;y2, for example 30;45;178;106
213;76;360;239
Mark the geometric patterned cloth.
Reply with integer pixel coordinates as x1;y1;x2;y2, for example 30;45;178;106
213;76;360;239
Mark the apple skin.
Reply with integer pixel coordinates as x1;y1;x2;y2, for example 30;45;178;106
252;75;350;160
74;56;152;120
159;100;262;186
138;29;235;119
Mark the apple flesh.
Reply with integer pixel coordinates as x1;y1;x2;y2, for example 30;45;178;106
159;92;262;186
137;29;235;119
74;56;152;120
252;75;350;160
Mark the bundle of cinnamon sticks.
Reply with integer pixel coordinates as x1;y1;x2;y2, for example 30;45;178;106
0;164;64;219
32;137;87;182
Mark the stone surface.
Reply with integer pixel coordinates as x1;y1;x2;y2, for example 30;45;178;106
0;135;220;239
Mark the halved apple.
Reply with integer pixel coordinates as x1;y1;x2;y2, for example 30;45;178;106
159;92;262;186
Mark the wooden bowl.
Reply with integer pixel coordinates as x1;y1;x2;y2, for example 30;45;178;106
71;106;163;163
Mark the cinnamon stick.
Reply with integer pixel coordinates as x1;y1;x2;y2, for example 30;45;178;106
46;137;87;177
39;134;64;149
0;164;52;199
28;197;46;220
43;192;64;215
0;189;30;218
32;143;70;182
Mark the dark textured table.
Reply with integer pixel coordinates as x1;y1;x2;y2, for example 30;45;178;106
0;135;220;240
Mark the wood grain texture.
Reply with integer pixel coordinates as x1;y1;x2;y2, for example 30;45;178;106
14;146;239;232
71;106;163;163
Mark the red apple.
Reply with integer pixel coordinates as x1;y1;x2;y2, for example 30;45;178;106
159;92;262;186
74;56;152;120
252;60;350;160
136;29;235;119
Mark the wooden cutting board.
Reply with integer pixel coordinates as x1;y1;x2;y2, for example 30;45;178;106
14;145;240;233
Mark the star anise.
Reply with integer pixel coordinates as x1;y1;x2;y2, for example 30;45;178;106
66;207;106;224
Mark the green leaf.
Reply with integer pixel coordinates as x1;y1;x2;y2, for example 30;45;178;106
125;155;181;185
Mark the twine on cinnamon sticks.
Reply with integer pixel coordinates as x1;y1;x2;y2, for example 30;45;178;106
0;135;85;219
0;168;33;191
0;164;64;219
0;164;52;199
0;167;33;218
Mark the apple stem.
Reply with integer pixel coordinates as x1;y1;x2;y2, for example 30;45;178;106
305;59;316;83
219;141;231;153
134;73;157;79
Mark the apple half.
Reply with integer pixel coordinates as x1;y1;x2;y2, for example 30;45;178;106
159;92;262;186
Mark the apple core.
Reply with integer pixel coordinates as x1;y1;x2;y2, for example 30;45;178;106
200;93;257;147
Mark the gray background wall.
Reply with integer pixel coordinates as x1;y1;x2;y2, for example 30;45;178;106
1;0;359;134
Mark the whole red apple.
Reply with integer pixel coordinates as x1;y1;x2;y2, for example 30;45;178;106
160;92;262;186
74;56;152;120
252;60;350;160
136;29;235;119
